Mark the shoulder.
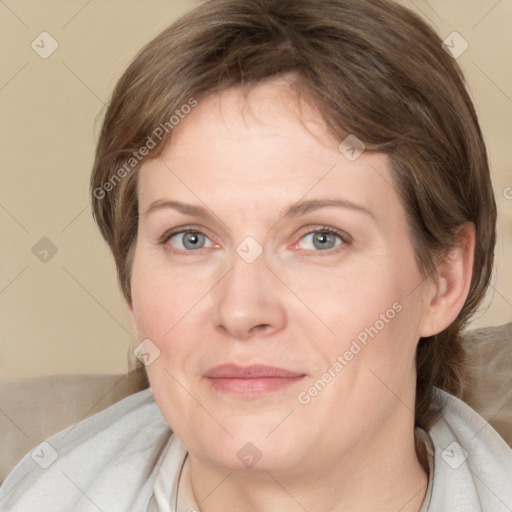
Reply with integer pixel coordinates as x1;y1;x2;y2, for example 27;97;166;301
427;388;512;511
0;387;172;511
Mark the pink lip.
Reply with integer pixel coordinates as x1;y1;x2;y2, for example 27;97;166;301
204;364;306;396
204;364;304;379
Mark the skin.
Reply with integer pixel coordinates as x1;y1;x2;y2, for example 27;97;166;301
129;76;474;512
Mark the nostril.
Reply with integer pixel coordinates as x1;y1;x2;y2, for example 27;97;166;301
250;324;272;334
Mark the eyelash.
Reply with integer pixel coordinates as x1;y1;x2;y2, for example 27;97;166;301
158;225;351;255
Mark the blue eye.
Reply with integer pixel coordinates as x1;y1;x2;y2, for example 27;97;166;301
161;226;349;254
167;230;213;251
297;230;344;251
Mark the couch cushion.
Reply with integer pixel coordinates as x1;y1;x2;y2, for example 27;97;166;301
460;322;512;447
0;369;148;483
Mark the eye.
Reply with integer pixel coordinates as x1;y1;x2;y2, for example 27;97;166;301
166;230;215;251
296;228;347;252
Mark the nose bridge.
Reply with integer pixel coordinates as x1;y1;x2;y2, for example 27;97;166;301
212;246;286;339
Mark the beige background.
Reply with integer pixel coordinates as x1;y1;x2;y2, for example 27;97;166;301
0;0;511;377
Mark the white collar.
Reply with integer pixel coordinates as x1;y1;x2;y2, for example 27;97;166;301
151;433;197;512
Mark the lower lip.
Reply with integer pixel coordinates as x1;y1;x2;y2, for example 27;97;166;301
206;376;305;396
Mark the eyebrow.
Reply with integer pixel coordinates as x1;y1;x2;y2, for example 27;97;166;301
284;198;375;220
142;198;375;221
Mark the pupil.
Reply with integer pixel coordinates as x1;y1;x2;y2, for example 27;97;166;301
184;232;203;249
314;232;334;249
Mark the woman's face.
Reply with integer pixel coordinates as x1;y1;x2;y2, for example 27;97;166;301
130;77;434;473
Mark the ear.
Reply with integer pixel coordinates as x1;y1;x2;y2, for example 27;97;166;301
419;223;475;338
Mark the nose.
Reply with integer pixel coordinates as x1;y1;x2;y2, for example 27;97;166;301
212;249;287;341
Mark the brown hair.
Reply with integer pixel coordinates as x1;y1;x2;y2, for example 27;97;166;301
90;0;496;429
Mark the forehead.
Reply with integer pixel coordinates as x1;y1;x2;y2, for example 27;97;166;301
138;78;404;228
166;77;342;164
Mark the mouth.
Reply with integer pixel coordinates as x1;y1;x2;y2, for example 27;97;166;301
203;364;307;396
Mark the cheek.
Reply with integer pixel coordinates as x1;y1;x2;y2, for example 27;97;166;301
130;254;198;343
129;252;224;389
294;263;401;334
305;255;423;372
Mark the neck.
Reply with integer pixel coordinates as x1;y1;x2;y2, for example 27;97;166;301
184;421;429;512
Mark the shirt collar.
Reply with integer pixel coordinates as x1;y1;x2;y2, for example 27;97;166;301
152;433;195;512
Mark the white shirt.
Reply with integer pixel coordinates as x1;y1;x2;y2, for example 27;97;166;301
0;387;510;511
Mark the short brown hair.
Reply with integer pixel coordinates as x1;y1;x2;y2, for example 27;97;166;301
90;0;497;429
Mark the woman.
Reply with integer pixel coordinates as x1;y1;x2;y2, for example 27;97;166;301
1;0;511;510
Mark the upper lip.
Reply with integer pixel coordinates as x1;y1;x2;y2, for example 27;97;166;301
204;364;305;379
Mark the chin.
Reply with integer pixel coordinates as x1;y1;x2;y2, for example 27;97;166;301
205;444;302;474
